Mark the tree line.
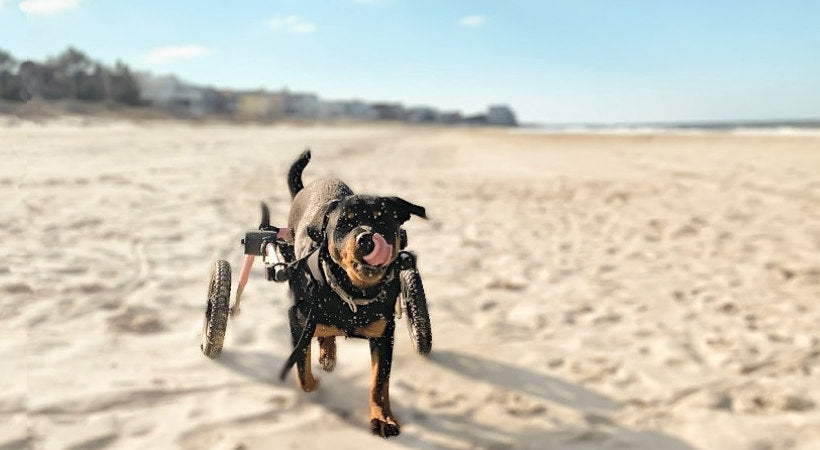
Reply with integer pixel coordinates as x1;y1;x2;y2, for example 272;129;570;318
0;47;141;105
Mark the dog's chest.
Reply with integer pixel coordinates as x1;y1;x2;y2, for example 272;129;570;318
314;317;388;338
311;287;397;334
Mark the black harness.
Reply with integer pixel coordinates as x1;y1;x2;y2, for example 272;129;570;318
278;244;398;381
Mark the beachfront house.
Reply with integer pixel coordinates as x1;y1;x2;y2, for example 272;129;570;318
486;104;518;126
137;74;216;116
372;102;406;121
233;90;286;120
284;90;320;118
406;106;440;123
319;100;378;120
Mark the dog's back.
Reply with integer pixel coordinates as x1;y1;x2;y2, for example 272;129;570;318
287;150;353;258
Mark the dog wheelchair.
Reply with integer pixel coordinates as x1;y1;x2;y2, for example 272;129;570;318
200;203;432;359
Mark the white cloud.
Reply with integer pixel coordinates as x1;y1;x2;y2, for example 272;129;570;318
19;0;81;16
142;45;211;65
268;15;316;34
459;15;487;27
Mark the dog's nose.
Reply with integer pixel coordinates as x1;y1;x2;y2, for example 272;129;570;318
356;232;375;255
362;233;394;267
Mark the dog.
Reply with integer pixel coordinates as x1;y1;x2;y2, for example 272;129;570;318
280;149;426;437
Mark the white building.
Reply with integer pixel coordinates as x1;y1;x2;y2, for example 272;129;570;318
320;99;378;120
137;74;211;116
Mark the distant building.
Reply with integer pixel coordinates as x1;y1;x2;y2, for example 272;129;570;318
438;111;463;124
234;91;266;118
406;106;439;123
212;89;238;115
372;102;406;121
19;61;69;100
284;90;320;118
318;100;343;118
320;100;378;120
486;104;517;126
233;90;285;119
319;99;377;120
200;88;231;114
137;74;214;116
463;114;488;125
347;100;378;120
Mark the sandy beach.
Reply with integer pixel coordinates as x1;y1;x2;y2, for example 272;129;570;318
2;120;819;449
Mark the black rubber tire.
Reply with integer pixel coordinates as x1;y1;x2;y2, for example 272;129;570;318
201;259;231;359
400;268;432;355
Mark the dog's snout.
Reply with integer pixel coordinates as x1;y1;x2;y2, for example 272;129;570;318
356;232;375;255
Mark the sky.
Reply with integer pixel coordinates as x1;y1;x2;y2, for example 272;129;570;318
1;0;818;124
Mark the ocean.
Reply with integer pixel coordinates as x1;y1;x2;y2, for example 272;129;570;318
519;119;820;135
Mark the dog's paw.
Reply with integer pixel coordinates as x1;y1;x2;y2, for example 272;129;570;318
319;354;336;372
318;337;336;372
297;374;320;393
370;418;400;438
229;305;241;317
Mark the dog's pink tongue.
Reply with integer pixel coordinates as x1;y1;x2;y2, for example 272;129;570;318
363;233;393;267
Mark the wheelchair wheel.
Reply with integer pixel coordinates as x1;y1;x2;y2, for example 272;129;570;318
399;267;432;355
201;259;231;359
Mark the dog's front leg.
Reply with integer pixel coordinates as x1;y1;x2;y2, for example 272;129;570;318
288;306;319;392
368;320;400;437
296;344;319;392
318;336;336;372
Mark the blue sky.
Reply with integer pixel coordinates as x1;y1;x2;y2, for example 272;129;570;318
1;0;818;123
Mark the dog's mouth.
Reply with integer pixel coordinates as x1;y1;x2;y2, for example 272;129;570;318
361;232;394;267
353;260;388;278
337;231;396;286
352;232;395;279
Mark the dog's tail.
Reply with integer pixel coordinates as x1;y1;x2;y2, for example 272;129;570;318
288;149;311;199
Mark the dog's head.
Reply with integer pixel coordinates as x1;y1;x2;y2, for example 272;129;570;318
308;195;426;288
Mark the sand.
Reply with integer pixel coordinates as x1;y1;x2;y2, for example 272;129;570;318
2;119;819;449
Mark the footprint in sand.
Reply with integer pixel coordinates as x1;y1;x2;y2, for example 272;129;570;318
3;282;33;296
486;388;547;417
685;385;817;414
66;434;118;450
56;265;89;276
97;174;131;185
107;306;167;334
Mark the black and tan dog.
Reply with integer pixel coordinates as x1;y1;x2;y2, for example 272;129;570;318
280;150;426;437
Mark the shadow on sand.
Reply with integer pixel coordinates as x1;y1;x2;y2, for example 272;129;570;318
429;350;618;412
413;350;695;449
215;349;284;385
216;348;694;449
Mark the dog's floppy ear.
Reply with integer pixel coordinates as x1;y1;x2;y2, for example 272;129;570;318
386;197;427;224
306;199;340;244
